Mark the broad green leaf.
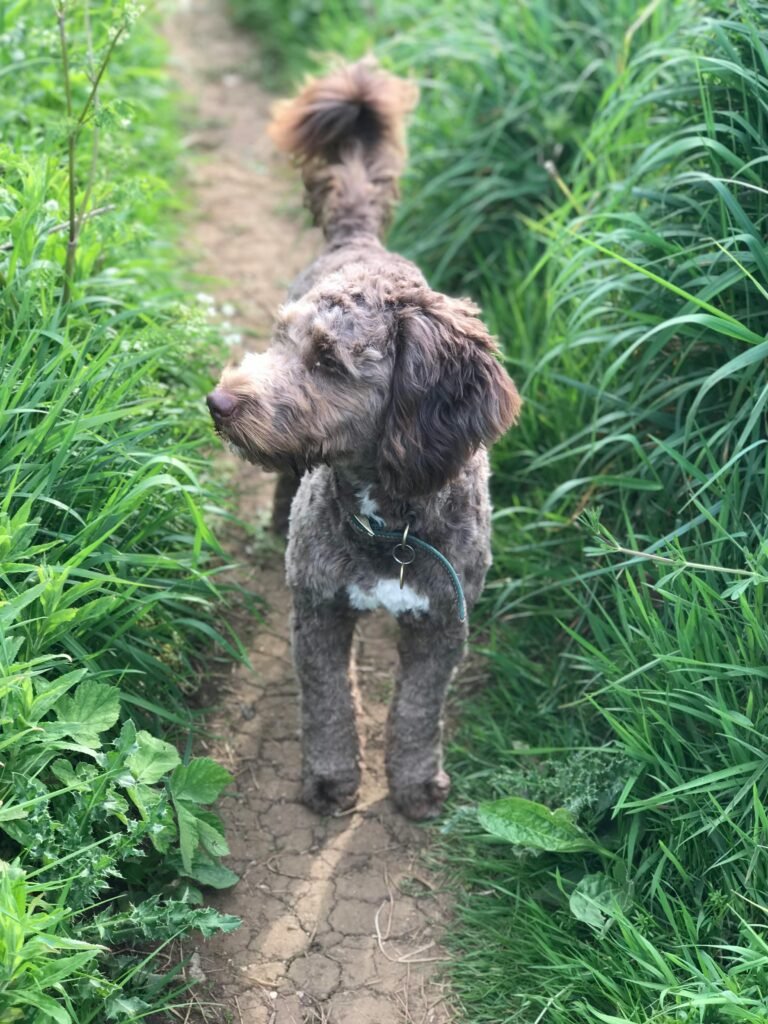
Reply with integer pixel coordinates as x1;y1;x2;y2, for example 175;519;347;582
127;730;180;784
0;805;29;823
105;996;151;1021
11;990;70;1024
569;873;630;931
174;801;200;873
170;758;232;804
49;759;78;787
195;812;230;859
128;782;176;852
125;780;164;816
55;681;120;748
0;861;27;919
114;719;137;755
31;669;87;723
0;581;48;628
477;797;597;852
30;950;100;988
185;857;239;889
49;759;99;789
23;933;103;953
186;907;241;937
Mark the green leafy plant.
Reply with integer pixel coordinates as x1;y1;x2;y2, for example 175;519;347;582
169;758;239;888
0;0;244;1020
0;862;103;1024
568;872;630;934
477;797;599;854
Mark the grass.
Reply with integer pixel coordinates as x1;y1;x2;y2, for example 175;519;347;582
0;2;244;1020
230;0;768;1021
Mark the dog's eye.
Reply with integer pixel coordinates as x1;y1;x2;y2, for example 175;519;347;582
313;352;343;373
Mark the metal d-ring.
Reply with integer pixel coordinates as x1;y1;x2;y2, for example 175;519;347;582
392;521;416;590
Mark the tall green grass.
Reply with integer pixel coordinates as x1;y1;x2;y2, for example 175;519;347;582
1;2;242;1020
235;0;768;1020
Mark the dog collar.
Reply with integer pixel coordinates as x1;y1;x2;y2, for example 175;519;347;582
347;513;467;622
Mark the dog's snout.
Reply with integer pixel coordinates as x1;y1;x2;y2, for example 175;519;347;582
206;389;238;419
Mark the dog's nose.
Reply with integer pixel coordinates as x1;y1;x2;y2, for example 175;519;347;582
206;389;238;419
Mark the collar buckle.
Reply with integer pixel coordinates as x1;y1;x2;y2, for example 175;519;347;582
351;513;376;537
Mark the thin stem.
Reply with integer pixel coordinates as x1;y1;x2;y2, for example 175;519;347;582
57;4;77;306
56;3;125;307
0;205;117;252
76;0;100;235
543;159;583;216
76;23;125;132
595;540;759;579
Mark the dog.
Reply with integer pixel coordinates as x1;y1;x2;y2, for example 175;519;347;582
206;61;521;820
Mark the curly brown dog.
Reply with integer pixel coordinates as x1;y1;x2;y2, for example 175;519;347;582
207;61;521;820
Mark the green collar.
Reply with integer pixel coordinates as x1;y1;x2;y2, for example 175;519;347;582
347;513;467;622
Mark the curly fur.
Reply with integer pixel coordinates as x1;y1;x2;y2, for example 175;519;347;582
269;59;418;242
207;60;521;820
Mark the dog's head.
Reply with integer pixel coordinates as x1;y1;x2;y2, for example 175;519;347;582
207;266;521;495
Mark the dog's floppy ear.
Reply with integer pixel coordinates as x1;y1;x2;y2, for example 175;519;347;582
378;290;521;498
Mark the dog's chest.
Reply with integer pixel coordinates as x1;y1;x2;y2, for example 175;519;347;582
346;578;430;616
346;488;431;615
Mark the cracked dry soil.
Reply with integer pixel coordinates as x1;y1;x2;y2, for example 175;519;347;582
166;2;454;1021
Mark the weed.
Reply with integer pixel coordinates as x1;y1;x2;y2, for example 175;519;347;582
1;1;243;1019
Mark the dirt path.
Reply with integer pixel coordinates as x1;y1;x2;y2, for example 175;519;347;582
165;3;453;1021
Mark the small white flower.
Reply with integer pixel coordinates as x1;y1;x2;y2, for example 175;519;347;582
195;291;215;306
44;199;59;212
221;302;236;317
124;0;147;25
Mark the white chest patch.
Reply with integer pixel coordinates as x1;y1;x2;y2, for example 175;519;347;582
356;486;380;519
347;579;430;616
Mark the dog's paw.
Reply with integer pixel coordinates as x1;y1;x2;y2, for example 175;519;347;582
390;770;451;821
301;773;360;816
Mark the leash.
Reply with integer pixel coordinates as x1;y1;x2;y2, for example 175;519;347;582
347;513;467;622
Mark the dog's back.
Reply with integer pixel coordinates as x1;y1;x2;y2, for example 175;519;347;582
268;61;418;245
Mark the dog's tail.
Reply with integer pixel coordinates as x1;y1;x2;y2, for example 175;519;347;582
269;59;418;243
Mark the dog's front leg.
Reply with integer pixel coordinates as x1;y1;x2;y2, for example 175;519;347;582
291;588;361;814
386;614;467;820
